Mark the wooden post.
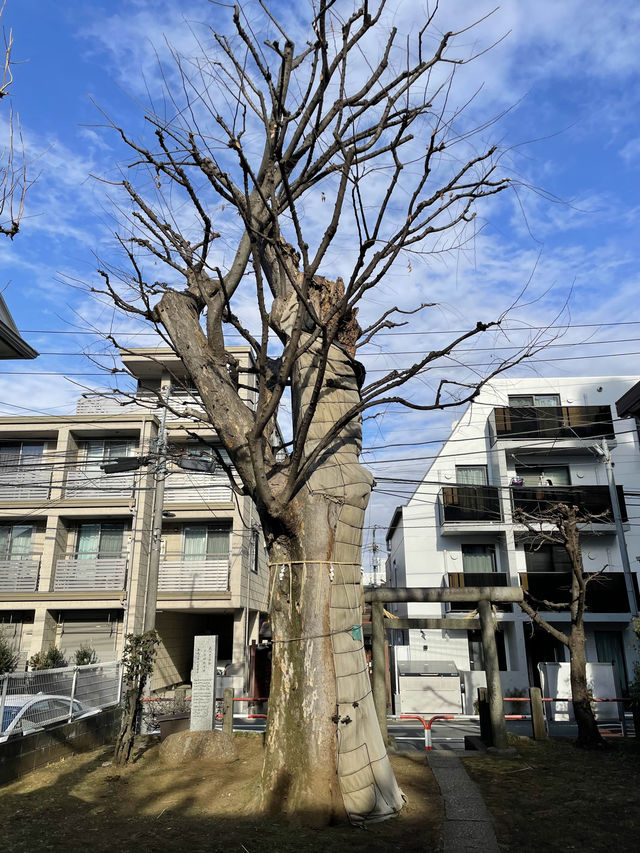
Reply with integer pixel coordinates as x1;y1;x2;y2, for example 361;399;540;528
478;687;491;745
249;640;257;700
529;686;547;740
371;599;388;744
174;685;187;712
222;687;234;736
478;599;508;750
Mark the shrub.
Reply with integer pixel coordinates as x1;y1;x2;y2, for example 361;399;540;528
0;627;18;674
28;646;67;670
74;645;97;666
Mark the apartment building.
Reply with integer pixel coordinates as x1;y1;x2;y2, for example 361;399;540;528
386;376;640;712
0;348;268;695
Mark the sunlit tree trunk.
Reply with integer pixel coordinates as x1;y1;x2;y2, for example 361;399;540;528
260;339;404;824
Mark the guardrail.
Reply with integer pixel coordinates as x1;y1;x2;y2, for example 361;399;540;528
398;715;456;750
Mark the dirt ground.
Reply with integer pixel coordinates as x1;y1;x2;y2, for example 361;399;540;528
463;735;640;852
0;734;443;853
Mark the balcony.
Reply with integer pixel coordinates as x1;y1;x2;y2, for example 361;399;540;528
0;557;40;592
511;485;626;522
158;556;230;592
53;554;127;591
0;466;51;500
440;486;502;524
64;468;135;499
491;405;614;443
519;571;630;613
164;469;232;504
447;571;511;611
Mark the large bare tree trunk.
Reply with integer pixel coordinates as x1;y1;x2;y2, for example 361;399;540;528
261;339;404;825
568;623;605;748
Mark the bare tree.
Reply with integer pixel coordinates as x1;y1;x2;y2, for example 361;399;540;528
515;502;608;749
0;1;26;238
91;1;549;824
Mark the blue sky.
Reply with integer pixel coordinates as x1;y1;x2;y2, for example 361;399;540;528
1;0;640;544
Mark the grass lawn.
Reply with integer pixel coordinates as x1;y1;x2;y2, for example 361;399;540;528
0;733;442;853
463;736;640;852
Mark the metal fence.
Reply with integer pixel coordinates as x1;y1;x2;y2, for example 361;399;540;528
0;661;122;737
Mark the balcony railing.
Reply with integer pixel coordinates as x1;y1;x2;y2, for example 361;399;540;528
54;554;127;591
491;405;614;442
76;392;256;417
0;466;51;500
64;468;135;499
158;556;230;592
0;557;40;592
164;469;232;503
511;484;626;522
447;571;510;611
520;571;630;613
441;486;502;523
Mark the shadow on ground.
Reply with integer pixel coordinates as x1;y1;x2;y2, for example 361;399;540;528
0;734;443;853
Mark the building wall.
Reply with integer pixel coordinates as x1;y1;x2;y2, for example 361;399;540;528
0;347;269;692
386;376;640;712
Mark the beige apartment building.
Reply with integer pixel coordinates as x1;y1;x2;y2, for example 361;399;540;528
0;348;268;694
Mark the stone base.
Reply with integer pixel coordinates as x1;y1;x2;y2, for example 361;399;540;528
158;729;238;765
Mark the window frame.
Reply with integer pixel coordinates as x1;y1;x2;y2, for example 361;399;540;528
508;393;561;408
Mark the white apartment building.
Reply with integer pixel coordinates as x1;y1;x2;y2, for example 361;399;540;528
386;376;640;713
0;348;269;695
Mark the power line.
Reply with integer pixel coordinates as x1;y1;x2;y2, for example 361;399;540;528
2;347;640;377
19;320;640;337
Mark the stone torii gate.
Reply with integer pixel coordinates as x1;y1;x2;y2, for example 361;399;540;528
364;586;525;750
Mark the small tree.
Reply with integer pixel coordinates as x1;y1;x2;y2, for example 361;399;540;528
0;626;18;674
114;630;159;766
74;645;98;666
28;646;67;671
515;502;609;749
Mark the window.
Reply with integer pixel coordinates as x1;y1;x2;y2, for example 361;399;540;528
0;525;33;560
595;631;628;693
508;394;560;407
455;465;488;485
80;440;133;470
0;442;44;468
514;465;570;487
461;544;496;574
183;525;230;561
75;523;125;558
523;544;572;573
468;630;507;671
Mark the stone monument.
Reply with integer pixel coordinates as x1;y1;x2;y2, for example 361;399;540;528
190;635;217;731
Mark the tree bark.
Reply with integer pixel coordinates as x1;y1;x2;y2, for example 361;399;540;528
260;339;404;825
567;519;606;749
568;624;606;749
114;686;140;766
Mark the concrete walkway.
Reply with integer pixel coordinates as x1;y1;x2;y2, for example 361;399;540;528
427;750;499;853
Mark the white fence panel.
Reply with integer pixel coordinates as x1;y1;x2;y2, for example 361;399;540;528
64;468;135;498
158;559;229;591
0;466;51;499
54;557;127;591
0;558;40;592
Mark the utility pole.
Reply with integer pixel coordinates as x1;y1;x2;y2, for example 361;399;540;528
599;438;638;615
143;383;171;632
371;525;380;586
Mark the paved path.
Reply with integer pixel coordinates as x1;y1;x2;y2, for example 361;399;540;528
427;750;499;853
